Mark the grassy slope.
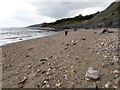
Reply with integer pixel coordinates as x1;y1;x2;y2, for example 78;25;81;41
28;1;120;29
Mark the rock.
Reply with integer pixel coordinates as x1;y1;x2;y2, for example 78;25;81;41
93;32;97;34
48;56;53;59
46;72;50;75
18;76;27;83
71;40;75;43
41;70;46;74
66;43;70;46
81;37;86;40
26;55;29;57
90;50;94;52
19;38;22;40
46;84;50;88
42;78;49;85
64;75;68;80
40;58;48;61
15;71;19;75
28;65;31;68
56;83;61;87
112;85;118;88
100;28;110;34
73;42;77;45
28;47;33;51
88;84;97;89
85;67;100;81
71;70;76;73
36;83;40;87
71;66;74;68
37;69;40;73
64;47;67;50
113;70;119;74
47;67;51;71
104;81;111;88
113;56;119;63
76;56;79;60
101;42;104;46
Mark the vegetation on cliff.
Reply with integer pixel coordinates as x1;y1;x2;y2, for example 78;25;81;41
28;1;120;29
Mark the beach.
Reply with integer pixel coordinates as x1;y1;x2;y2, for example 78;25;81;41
1;28;119;88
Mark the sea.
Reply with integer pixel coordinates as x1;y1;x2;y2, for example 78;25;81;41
0;27;58;46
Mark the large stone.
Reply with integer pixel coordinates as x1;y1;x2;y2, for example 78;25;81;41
104;81;111;88
85;67;100;80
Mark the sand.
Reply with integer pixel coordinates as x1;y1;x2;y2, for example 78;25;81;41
1;28;119;88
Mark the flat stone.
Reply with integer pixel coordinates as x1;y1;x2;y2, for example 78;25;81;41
85;67;100;80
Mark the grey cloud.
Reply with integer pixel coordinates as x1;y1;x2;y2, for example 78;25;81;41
30;2;110;19
23;0;115;19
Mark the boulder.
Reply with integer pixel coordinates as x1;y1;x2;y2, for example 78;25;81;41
85;67;100;81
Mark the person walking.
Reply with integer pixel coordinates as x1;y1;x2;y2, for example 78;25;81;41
64;29;68;35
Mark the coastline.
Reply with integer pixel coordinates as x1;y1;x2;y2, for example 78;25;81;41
1;28;119;88
0;27;59;46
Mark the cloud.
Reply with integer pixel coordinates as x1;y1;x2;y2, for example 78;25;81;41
35;2;109;19
0;0;116;27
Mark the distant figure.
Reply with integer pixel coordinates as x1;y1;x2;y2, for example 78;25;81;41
64;30;68;35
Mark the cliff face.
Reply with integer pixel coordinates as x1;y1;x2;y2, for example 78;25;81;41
28;1;120;29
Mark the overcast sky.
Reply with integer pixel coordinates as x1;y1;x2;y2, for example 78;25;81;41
0;0;116;27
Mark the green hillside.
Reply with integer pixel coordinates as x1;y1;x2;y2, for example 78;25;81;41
28;1;120;29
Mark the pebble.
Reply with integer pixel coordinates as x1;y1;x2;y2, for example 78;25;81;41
56;83;61;87
66;43;70;46
46;84;50;88
48;56;53;59
101;42;104;46
47;68;51;72
112;85;118;88
73;42;77;45
15;71;19;75
90;49;94;52
18;76;27;83
113;70;119;74
85;67;100;81
71;70;76;73
40;58;48;61
81;37;86;40
76;56;79;60
41;70;46;74
104;81;111;88
113;56;119;63
64;47;67;50
28;65;31;68
26;55;29;57
37;69;40;73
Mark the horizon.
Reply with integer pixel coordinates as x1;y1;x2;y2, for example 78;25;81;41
0;0;116;27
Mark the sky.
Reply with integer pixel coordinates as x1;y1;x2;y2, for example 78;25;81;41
0;0;117;27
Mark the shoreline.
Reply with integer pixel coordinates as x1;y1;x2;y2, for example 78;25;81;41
1;28;119;88
2;30;64;47
0;28;60;47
